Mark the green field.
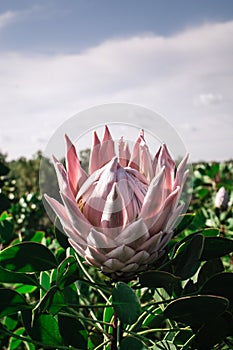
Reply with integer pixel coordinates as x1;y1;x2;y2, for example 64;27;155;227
0;153;232;350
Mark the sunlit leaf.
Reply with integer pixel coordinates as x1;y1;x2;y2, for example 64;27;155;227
0;242;57;272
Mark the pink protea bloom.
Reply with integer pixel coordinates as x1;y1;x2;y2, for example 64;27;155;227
45;125;189;279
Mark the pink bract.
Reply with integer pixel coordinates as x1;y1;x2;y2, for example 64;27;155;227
45;125;189;279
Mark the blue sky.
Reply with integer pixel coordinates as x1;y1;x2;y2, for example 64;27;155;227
0;0;233;161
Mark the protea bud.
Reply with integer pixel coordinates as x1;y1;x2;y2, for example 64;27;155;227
45;125;189;280
215;186;229;211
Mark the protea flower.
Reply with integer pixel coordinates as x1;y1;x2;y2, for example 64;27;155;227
45;125;189;279
214;186;229;211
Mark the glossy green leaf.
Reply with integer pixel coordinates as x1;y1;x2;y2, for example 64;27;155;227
139;271;180;295
120;336;147;350
112;282;141;325
58;314;87;348
29;231;45;243
0;288;30;317
164;295;229;330
22;310;63;346
0;242;57;272
56;255;80;289
9;327;25;350
200;237;233;260
173;234;204;280
0;266;38;285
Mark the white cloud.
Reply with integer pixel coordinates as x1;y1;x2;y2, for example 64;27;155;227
0;20;232;161
0;11;18;29
193;93;223;106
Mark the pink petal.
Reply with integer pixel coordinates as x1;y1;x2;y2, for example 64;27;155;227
87;227;117;249
65;135;88;197
116;218;149;247
68;239;86;259
140;167;166;220
89;131;101;174
81;158;119;227
173;153;189;189
53;156;71;198
128;134;141;171
101;183;128;234
106;245;135;263
85;246;107;264
144;186;180;234
60;192;92;238
127;250;150;265
118;137;131;167
121;263;139;273
99;125;116;168
154;144;176;191
164;202;185;232
138;231;164;254
44;194;87;247
140;143;154;181
102;259;125;272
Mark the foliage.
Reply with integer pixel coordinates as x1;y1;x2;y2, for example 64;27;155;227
0;154;232;349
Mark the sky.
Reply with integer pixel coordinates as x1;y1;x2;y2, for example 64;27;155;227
0;0;233;162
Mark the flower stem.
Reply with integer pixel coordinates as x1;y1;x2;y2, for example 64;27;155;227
111;310;118;350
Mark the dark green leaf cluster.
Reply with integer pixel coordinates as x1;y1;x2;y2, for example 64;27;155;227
0;157;232;349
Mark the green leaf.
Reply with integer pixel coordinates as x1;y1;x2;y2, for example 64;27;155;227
197;259;224;288
33;286;64;318
29;231;45;243
0;266;38;285
153;340;178;349
0;162;9;176
164;295;229;330
194;312;233;350
58;314;87;348
0;214;14;244
139;271;180;295
200;237;233;260
174;213;195;234
56;256;80;289
173;330;193;346
0;194;11;212
112;282;141;325
0;288;30;317
120;336;147;350
200;272;233;304
22;310;63;346
0;242;57;272
173;234;204;280
9;327;25;350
